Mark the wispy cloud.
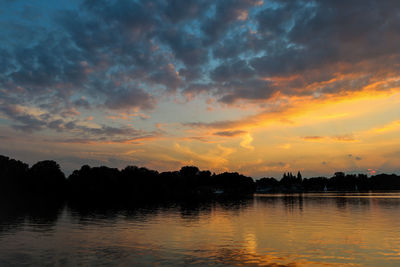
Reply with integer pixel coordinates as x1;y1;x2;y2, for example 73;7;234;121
213;130;247;137
240;133;254;150
302;134;358;142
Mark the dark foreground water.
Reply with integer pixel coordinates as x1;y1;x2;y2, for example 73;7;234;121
1;193;400;266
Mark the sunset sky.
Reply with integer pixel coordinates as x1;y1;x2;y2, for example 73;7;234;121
1;0;400;178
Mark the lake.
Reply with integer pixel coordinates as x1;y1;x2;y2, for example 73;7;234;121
1;192;400;266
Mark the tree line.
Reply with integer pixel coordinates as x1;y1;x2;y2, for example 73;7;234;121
0;155;255;203
256;171;400;192
1;155;400;204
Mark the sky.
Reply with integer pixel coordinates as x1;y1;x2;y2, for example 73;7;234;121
1;0;400;178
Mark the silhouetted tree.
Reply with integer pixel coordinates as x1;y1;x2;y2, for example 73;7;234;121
297;171;302;182
334;172;345;178
180;166;200;177
256;177;279;192
369;174;400;190
68;165;120;201
302;177;328;191
29;160;66;197
213;172;255;194
0;155;29;195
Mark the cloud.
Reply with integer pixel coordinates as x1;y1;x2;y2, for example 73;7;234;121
52;123;162;144
333;134;358;142
183;120;243;130
159;28;209;67
3;0;400;116
162;0;212;23
104;87;156;111
348;154;362;161
240;133;254;150
47;133;160;145
0;103;46;133
206;0;400;104
0;102;161;143
301;134;359;142
213;130;247;137
173;143;236;168
202;0;262;44
73;98;91;109
279;143;291;150
371;120;400;134
302;136;323;141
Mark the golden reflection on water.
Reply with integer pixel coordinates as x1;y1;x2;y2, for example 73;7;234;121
0;193;400;266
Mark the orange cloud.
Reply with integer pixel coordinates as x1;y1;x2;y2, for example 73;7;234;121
184;83;400;138
240;133;254;150
302;136;324;141
302;135;358;142
371;120;400;134
333;134;358;142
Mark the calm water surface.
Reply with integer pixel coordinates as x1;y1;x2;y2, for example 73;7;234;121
1;192;400;266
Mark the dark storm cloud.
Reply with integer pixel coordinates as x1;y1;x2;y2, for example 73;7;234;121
2;0;400;134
